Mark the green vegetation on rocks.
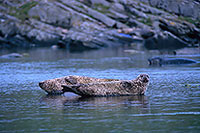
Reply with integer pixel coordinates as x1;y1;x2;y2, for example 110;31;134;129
138;18;152;26
93;3;110;14
178;16;199;26
9;1;38;21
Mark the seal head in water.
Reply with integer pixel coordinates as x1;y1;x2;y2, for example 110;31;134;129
62;74;149;97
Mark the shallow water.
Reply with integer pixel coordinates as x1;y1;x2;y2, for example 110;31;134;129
0;47;200;132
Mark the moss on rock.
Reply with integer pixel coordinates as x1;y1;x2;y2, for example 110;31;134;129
9;1;38;21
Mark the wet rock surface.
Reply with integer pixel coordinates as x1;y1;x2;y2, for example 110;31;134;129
0;53;23;58
0;0;199;51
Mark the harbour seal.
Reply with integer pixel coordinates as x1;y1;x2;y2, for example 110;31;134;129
39;75;120;94
62;74;149;97
148;57;197;66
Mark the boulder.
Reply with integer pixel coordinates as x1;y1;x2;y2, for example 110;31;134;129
144;31;188;50
140;0;200;19
63;21;136;50
0;53;23;59
89;0;110;7
179;2;199;19
108;10;129;22
159;19;200;46
140;30;155;39
27;29;60;46
0;20;18;37
110;3;125;12
59;0;116;27
128;7;148;19
87;8;116;27
28;2;72;28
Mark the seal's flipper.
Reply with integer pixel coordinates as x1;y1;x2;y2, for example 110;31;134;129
65;76;78;84
121;81;132;89
62;84;82;95
62;85;71;92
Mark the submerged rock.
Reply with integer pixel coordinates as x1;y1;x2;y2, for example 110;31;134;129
0;53;23;58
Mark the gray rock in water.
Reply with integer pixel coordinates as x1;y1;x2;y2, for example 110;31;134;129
148;57;197;66
0;53;23;58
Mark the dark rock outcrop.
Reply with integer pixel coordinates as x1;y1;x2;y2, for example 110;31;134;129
144;31;188;50
0;0;199;51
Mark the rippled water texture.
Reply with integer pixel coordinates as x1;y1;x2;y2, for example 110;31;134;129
0;48;200;132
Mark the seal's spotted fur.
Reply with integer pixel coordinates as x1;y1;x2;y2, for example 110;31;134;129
62;74;149;97
39;75;119;94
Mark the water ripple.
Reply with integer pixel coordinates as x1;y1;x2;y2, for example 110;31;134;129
129;112;200;117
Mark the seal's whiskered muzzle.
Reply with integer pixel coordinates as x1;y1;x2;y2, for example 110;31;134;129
143;76;149;83
137;74;149;83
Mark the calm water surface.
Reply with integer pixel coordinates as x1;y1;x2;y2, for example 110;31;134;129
0;48;200;132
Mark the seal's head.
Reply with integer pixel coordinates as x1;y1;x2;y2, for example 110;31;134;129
136;74;149;84
39;79;65;94
135;74;150;95
148;57;162;66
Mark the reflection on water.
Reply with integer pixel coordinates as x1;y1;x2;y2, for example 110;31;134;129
41;94;149;111
0;47;200;132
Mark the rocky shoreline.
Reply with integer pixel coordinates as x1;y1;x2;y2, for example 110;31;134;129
0;0;199;51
